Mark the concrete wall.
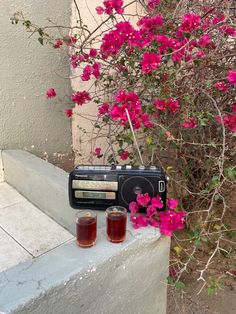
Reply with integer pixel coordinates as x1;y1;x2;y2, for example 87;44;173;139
0;0;73;156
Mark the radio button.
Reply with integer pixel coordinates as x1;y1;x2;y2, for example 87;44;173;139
139;165;145;170
116;165;122;170
126;165;132;169
150;166;156;170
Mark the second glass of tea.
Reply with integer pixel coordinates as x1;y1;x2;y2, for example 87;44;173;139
76;210;97;248
106;206;127;243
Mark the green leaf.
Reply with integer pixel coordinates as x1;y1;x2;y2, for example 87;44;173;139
209;141;217;148
207;287;215;295
194;239;202;246
175;281;186;290
167;276;175;284
201;236;208;242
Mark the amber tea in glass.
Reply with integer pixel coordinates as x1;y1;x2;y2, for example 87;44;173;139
76;211;97;247
106;206;127;243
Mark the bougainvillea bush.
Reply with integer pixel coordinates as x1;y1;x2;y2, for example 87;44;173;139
12;0;236;292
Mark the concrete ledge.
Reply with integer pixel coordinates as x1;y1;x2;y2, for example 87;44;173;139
0;150;4;182
0;227;170;314
2;149;107;234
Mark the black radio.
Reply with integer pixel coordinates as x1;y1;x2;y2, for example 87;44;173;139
69;165;167;211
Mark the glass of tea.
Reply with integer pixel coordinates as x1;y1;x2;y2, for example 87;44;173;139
106;206;127;243
76;211;97;248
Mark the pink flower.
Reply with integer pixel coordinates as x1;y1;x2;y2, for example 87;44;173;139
182;118;197;129
167;198;178;210
227;70;236;86
81;65;93;81
89;48;98;58
132;215;149;229
181;13;201;33
46;88;56;98
217;114;236;132
146;205;157;217
70;54;79;68
151;195;163;209
198;34;211;47
129;202;139;215
220;25;236;37
214;81;228;92
98;103;109;115
137;193;151;207
212;14;225;25
120;151;130;160
147;0;160;12
167;98;179;114
153;99;167;111
159;210;186;236
196;51;206;59
232;104;236;113
140;52;161;74
53;39;63;49
64;35;77;46
149;217;160;227
64;108;73;118
96;6;104;15
94;147;102;157
71;91;91;105
92;63;101;79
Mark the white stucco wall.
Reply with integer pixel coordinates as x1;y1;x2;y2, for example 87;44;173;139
0;0;73;156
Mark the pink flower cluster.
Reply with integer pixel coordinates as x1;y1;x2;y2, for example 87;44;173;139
71;90;91;105
147;0;161;12
129;194;186;236
216;114;236;133
81;63;100;81
153;98;179;114
96;0;124;15
182;117;197;129
141;52;162;74
227;70;236;86
109;90;154;129
180;13;201;33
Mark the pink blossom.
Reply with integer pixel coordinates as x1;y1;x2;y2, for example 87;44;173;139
89;48;97;58
120;151;130;160
220;25;236;37
167;198;178;210
212;14;225;25
96;6;104;15
151;195;163;209
81;65;93;81
232;104;236;113
94;147;102;157
70;54;79;68
196;51;206;59
198;34;211;47
153;99;167;111
140;52;161;74
132;215;149;229
217;114;236;132
64;108;73;118
46;88;56;98
181;13;201;33
141;113;154;129
214;81;228;92
167;98;179;114
149;217;160;227
129;202;139;215
158;210;186;236
98;103;109;115
227;70;236;85
53;39;63;49
137;193;151;207
71;91;91;105
64;35;77;46
182;117;197;129
147;0;160;12
92;63;101;79
146;205;157;217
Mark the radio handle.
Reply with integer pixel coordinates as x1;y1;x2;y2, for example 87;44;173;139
125;108;144;166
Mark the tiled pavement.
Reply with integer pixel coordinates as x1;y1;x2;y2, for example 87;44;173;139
0;182;74;272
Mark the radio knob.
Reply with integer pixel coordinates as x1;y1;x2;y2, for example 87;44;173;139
126;165;132;169
139;165;145;170
150;166;156;170
116;165;122;170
